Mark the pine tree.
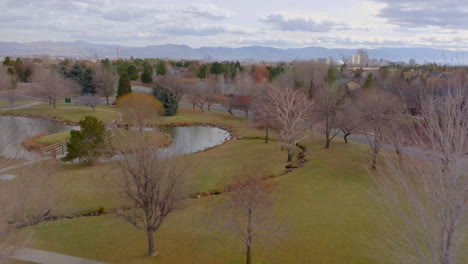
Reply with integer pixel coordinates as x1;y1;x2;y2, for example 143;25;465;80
117;73;132;98
364;73;374;89
153;85;178;116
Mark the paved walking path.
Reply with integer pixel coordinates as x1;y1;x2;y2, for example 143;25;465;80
0;159;47;174
0;101;42;111
12;248;107;264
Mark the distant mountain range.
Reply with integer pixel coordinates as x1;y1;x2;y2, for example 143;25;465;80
0;40;466;64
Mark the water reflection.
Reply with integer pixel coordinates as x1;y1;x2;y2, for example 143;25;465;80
160;126;231;156
0;116;78;159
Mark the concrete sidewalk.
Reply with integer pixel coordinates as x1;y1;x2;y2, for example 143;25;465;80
12;248;107;264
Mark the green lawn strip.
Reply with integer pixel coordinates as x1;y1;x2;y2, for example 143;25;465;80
35;131;70;146
0;100;33;105
27;138;384;264
2;103;117;123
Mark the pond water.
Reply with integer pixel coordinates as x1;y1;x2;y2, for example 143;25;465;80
160;126;231;156
0;116;231;161
0;116;78;159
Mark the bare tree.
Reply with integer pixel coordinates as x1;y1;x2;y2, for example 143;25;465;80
337;100;361;143
313;84;348;148
357;90;403;169
217;95;235;115
112;131;189;257
287;61;327;96
211;166;280;264
186;83;206;112
373;84;467;264
0;161;58;264
257;85;312;162
0;68;17;111
157;75;188;102
93;64;118;105
31;67;77;108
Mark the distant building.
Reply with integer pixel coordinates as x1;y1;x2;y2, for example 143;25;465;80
409;59;416;66
357;49;369;66
317;58;327;64
335;78;363;91
350;54;360;65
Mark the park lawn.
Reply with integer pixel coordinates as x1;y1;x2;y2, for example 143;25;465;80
26;135;383;264
36;131;70;146
0;100;33;105
2;103;118;123
42;137;287;216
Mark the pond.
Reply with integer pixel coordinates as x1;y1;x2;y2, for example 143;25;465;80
160;126;231;156
0;116;231;161
0;116;78;159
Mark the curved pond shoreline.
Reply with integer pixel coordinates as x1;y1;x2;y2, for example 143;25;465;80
0;114;236;161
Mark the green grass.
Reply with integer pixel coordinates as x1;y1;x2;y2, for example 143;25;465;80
9;106;387;263
0;100;33;105
36;131;70;146
27;138;380;264
2;103;118;123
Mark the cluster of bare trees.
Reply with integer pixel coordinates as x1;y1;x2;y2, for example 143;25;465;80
256;85;312;162
30;67;80;108
0;67;18;111
373;84;467;264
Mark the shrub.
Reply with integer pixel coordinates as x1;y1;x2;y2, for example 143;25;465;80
117;93;163;126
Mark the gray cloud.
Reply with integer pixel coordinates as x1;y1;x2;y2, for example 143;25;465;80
160;24;253;36
262;13;351;32
183;5;231;20
375;0;468;29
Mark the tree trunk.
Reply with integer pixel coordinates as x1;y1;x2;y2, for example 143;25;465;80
207;105;211;111
192;103;196;109
265;127;269;144
371;152;377;170
106;96;109;106
245;110;248;118
343;133;350;143
246;208;253;264
246;244;251;264
325;136;330;149
228;110;234;116
287;147;295;162
147;230;157;256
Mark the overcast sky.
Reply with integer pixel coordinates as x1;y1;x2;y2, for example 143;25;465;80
1;0;467;50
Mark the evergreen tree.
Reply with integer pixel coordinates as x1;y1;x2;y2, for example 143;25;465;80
326;66;338;86
197;64;209;79
62;63;96;94
66;116;106;164
155;60;167;75
141;68;153;84
3;56;11;66
127;65;139;80
153;85;178;116
364;73;374;89
210;62;225;75
117;72;132;98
